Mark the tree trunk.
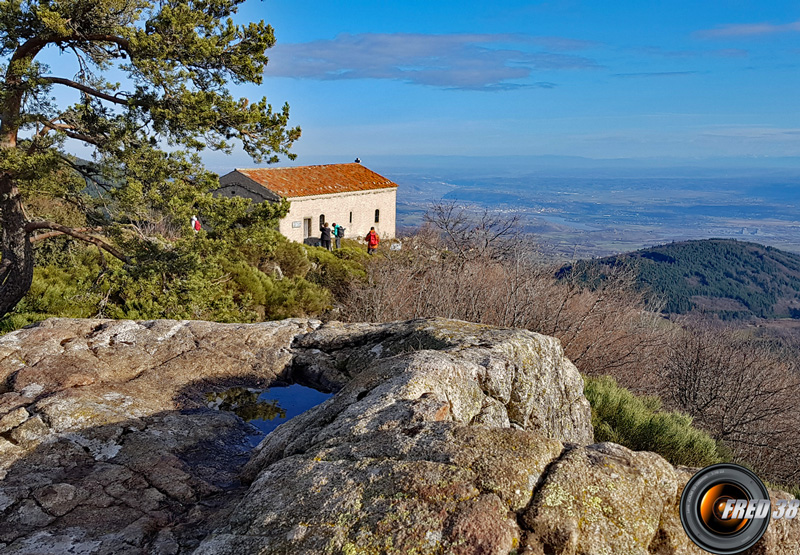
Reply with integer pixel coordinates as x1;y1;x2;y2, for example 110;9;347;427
0;42;46;317
0;174;34;316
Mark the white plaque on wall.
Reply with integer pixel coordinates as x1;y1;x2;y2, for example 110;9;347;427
292;221;302;228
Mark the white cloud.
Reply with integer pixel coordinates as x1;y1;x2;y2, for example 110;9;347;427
265;33;598;90
530;36;602;51
701;125;800;139
636;46;748;58
613;71;700;78
696;20;800;39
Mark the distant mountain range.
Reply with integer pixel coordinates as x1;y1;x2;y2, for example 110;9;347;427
563;239;800;320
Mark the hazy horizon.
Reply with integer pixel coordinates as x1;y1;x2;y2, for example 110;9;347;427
205;152;800;178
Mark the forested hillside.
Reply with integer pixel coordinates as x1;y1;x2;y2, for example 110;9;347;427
563;239;800;319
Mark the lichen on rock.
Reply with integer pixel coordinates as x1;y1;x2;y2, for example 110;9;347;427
0;317;797;554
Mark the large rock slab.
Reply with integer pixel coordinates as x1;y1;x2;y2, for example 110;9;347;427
0;317;592;553
0;318;316;553
291;318;592;442
522;442;681;555
244;319;593;480
199;423;564;554
1;316;797;554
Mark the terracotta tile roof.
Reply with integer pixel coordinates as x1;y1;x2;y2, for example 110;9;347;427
235;163;398;198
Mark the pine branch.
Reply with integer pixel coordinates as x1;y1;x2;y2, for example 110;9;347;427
41;77;136;106
25;221;129;262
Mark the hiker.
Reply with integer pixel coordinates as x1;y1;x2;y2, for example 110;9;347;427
320;221;332;251
365;227;380;254
190;215;201;233
332;222;345;249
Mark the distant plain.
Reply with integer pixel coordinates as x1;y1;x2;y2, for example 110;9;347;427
388;162;800;259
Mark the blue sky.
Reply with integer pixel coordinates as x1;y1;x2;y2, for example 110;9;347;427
207;0;800;168
32;1;799;169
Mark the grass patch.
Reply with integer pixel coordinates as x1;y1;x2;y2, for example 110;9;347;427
584;375;727;468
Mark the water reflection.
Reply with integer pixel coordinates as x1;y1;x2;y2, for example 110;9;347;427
206;384;333;441
205;387;287;422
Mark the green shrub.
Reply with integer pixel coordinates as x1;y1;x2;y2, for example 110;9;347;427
269;239;312;278
305;245;368;297
334;244;372;262
223;260;331;319
263;276;332;319
0;231;340;333
0;249;110;332
584;375;727;468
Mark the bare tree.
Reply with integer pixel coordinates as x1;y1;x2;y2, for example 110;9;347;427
660;323;800;483
424;201;523;262
340;208;667;385
524;264;670;389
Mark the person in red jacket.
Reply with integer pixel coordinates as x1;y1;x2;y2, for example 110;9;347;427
365;227;380;254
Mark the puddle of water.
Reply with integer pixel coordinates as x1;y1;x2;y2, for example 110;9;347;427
251;384;333;435
206;384;333;445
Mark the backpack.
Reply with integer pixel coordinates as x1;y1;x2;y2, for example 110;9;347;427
366;231;379;246
193;219;201;231
337;226;346;238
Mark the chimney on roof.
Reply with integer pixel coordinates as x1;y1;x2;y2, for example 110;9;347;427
355;157;361;163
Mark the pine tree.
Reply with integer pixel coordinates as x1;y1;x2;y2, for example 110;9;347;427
0;0;300;315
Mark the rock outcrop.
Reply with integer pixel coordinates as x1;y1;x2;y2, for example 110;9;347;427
0;318;312;554
0;317;797;554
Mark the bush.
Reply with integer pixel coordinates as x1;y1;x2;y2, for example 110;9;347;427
585;375;726;468
305;245;368;297
657;322;800;485
0;249;109;332
0;230;339;333
268;239;311;278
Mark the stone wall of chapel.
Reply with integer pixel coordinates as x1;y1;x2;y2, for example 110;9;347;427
279;188;396;244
